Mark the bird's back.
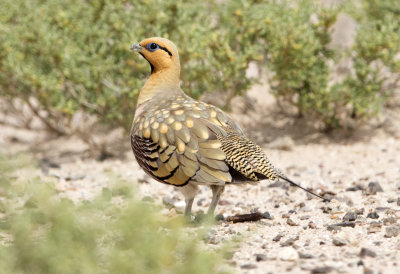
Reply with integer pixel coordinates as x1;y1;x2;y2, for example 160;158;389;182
131;92;281;187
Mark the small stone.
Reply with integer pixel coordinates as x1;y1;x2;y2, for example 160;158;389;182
364;267;379;274
343;212;357;222
387;198;396;203
299;202;306;208
367;222;382;233
299;215;311;220
385;226;400;238
367;182;383;195
355;208;365;215
308;221;317;229
383;217;397;225
301;206;312;212
332;237;348;246
357;260;364;266
282;213;290;218
346;185;364;191
240;264;257;269
280;236;299;247
287;218;298;226
255;253;267;262
311;266;334;274
397;198;400;206
215;214;224;221
359;247;377;258
278;247;299;261
298;252;314;259
272;233;283;242
262;211;272;219
327;225;341;231
367;212;379;219
203;229;219;244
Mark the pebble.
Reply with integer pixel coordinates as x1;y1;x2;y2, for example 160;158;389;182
383;217;397;225
240;264;257;269
308;221;317;229
367;222;382;233
311;266;334;274
327;225;341;231
286;218;298;226
385;226;400;238
359;247;377;258
355;208;365;215
397;197;400;206
345;185;364;191
298;252;314;259
280;236;299;247
273;233;283;242
255;253;267;262
203;229;219;244
332;237;348;246
367;212;379;219
262;211;272;219
278;247;299;261
300;215;311;220
366;182;383;195
301;206;312;212
343;211;357;222
364;268;379;274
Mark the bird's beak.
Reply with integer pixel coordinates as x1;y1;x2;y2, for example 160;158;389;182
130;43;143;52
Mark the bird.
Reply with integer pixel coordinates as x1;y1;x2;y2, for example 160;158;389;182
130;37;325;217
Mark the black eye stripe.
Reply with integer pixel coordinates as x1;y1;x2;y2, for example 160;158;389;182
158;46;172;57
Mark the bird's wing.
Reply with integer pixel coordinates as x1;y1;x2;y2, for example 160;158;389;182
131;101;232;186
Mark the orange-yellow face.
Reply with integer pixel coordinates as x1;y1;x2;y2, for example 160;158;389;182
131;37;179;73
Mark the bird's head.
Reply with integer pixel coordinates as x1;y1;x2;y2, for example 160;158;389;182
131;37;180;74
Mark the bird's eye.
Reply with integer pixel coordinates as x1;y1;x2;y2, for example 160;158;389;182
146;43;159;52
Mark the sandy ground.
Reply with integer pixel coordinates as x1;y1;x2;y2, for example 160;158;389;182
1;82;400;274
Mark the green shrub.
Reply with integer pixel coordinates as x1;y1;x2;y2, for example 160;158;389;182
0;154;230;274
0;0;399;133
0;0;259;132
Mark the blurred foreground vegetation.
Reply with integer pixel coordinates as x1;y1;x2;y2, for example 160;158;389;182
0;0;399;133
0;154;230;274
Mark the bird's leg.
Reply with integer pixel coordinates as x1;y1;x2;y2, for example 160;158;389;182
207;185;225;215
178;183;198;217
184;198;194;216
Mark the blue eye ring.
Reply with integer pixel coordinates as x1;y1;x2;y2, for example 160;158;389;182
146;43;159;52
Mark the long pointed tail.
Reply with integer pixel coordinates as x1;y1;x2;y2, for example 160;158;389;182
279;175;328;202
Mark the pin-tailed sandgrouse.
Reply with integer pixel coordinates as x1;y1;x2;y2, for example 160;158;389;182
130;37;324;216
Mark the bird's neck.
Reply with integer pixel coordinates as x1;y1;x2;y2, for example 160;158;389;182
138;67;182;105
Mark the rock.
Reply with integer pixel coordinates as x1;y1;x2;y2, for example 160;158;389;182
359;247;377;258
366;182;383;195
367;221;382;233
272;233;283;242
383;217;397;225
397;197;400;206
332;237;348;246
278;247;299;261
385;226;400;238
262;211;272;219
343;211;357;221
301;206;312;212
203;229;219;244
387;198;396;203
280;236;299;247
287;218;298;226
364;267;380;274
311;266;334;274
240;264;257;269
367;212;379;219
355;208;365;215
327;225;341;231
308;221;317;229
300;215;311;220
298;252;314;259
255;253;267;262
346;185;364;191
